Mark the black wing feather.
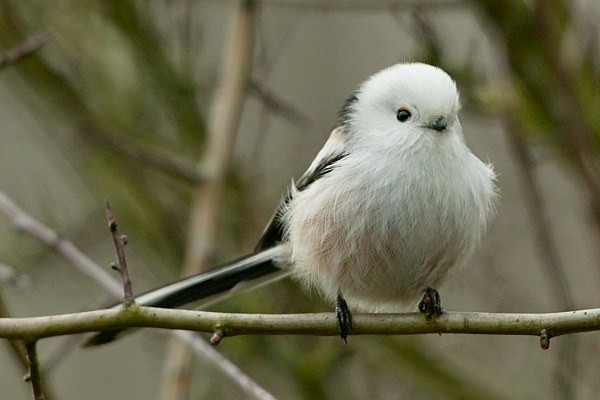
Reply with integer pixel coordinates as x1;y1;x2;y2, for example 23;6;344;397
254;150;349;250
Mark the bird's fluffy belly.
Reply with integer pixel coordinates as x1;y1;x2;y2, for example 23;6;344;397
286;181;475;311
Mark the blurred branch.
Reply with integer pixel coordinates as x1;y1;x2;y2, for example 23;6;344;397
472;2;599;397
0;191;269;397
162;1;258;398
0;293;55;400
0;294;26;366
474;0;600;228
87;129;207;184
106;0;205;146
504;120;577;400
183;0;256;274
0;32;49;71
379;339;509;400
205;0;465;10
2;307;600;341
172;331;277;400
24;341;44;400
0;191;122;298
505;125;572;309
0;4;209;258
250;80;313;127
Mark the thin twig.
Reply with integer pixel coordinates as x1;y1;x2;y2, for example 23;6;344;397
105;202;134;305
0;32;50;71
85;128;207;184
0;292;28;368
173;331;277;400
1;307;600;340
0;193;268;395
24;341;45;400
249;80;313;127
0;191;122;297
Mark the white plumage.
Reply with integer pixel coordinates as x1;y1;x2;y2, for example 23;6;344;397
87;62;497;346
284;63;497;311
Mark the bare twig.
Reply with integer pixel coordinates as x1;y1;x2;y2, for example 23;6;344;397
1;307;600;340
0;191;122;297
0;32;50;71
85;129;207;184
249;80;313;127
24;341;45;400
105;202;134;305
0;193;269;395
173;331;277;400
0;292;28;368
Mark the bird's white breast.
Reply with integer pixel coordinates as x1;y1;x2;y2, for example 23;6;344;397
284;132;496;311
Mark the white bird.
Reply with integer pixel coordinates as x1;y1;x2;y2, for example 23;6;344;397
87;62;497;346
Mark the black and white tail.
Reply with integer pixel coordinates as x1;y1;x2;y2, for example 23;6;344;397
85;245;290;346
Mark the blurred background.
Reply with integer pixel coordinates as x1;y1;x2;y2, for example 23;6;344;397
0;0;599;399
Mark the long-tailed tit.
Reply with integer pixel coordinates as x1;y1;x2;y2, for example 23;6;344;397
87;63;497;346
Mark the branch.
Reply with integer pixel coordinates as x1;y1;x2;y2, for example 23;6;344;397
1;307;599;345
24;341;45;400
504;119;577;400
85;129;207;184
162;0;258;398
0;32;50;71
0;191;122;297
0;193;271;398
249;80;313;127
172;331;277;400
105;202;134;305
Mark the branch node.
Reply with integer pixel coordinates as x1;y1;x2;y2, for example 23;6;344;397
540;329;552;350
110;262;119;271
105;202;135;305
210;330;225;346
120;235;128;246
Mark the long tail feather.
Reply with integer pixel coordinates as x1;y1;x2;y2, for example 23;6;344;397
85;245;289;346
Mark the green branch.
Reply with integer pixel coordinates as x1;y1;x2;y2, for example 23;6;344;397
1;306;599;347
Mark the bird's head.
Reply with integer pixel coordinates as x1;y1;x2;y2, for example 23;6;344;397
340;63;463;152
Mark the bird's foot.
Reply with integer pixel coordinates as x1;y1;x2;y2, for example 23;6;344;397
418;287;443;319
335;290;352;343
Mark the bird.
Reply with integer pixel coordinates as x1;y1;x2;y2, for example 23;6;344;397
86;62;497;346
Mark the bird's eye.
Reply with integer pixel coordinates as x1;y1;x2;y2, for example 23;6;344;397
396;108;412;122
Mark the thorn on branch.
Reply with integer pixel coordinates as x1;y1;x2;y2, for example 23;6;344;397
105;202;135;306
210;331;225;346
24;341;45;400
540;329;551;350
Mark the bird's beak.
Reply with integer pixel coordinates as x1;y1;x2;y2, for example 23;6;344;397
429;116;448;132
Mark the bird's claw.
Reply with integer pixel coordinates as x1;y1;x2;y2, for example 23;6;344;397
418;287;443;319
335;291;352;343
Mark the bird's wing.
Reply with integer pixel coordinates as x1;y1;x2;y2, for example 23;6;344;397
254;126;349;251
